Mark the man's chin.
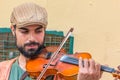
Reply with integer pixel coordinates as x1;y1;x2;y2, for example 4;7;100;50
23;50;41;58
22;53;36;59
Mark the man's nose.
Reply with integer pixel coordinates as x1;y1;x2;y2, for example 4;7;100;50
28;33;36;42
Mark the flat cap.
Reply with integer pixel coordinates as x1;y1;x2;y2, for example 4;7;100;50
10;2;48;28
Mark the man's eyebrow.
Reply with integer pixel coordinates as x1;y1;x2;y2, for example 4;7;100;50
18;27;28;30
18;25;44;30
35;25;44;30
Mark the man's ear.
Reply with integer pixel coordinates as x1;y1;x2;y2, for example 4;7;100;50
10;25;15;36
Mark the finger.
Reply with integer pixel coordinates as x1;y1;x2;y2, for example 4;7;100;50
114;78;118;80
79;57;84;69
84;58;89;69
95;63;100;72
89;59;96;70
95;63;101;78
117;65;120;70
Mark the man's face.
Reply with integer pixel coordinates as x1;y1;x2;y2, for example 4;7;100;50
12;25;45;58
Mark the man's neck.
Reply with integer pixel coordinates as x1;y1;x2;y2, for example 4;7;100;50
18;54;29;71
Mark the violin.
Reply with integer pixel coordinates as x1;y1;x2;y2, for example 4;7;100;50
25;47;120;80
21;28;120;80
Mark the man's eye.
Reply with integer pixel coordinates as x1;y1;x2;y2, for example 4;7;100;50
36;30;42;33
21;30;28;33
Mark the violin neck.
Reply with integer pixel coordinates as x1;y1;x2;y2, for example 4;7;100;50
60;55;116;73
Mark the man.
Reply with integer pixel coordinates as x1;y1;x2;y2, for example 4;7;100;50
0;2;102;80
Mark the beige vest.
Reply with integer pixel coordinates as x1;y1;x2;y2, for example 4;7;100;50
0;58;17;80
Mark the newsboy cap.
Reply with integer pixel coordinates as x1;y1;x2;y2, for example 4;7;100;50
10;2;48;28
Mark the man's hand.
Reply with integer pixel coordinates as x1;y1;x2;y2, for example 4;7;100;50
77;57;102;80
114;65;120;80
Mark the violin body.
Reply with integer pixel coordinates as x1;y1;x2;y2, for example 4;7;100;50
26;46;91;80
26;54;79;80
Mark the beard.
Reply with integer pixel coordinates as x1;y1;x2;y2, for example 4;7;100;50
17;41;45;59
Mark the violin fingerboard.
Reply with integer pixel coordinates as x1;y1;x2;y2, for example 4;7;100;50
60;55;78;65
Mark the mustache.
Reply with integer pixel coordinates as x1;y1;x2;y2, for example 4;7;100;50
24;42;39;46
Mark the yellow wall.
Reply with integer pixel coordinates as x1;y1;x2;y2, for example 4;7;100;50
0;0;120;80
